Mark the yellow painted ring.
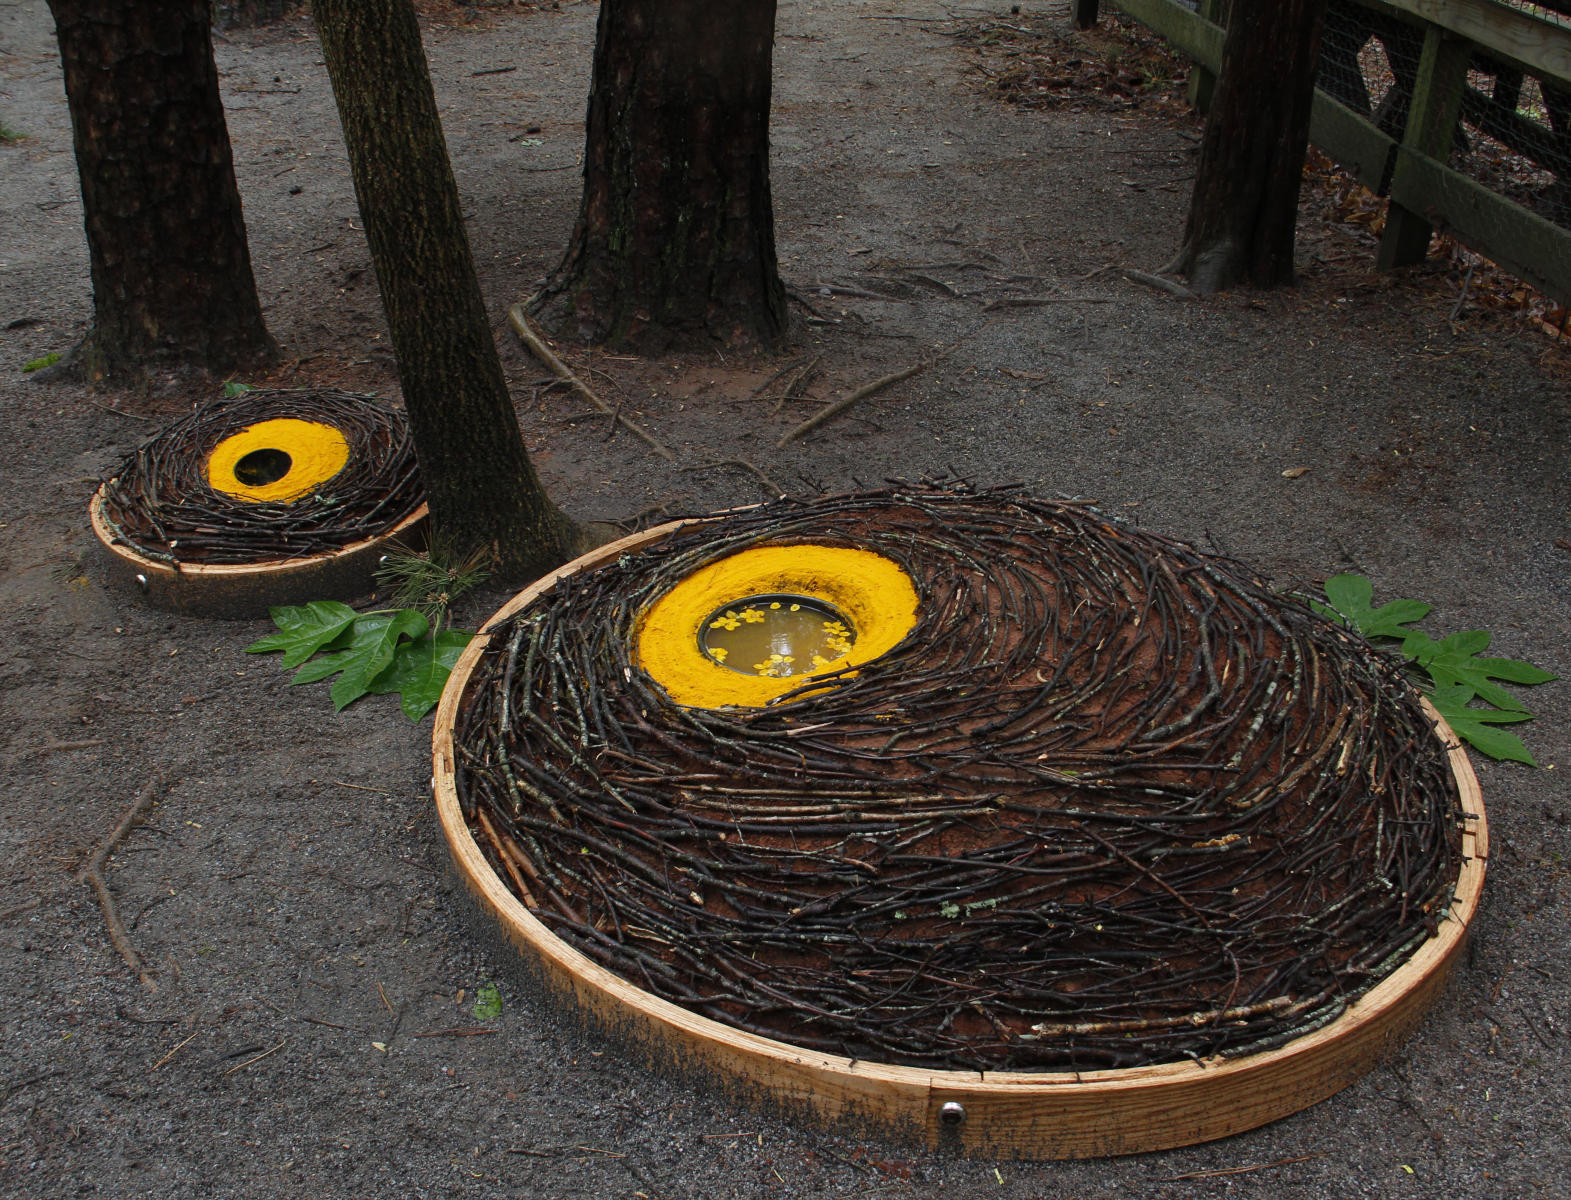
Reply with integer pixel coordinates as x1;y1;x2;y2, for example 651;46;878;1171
634;543;919;708
205;418;350;503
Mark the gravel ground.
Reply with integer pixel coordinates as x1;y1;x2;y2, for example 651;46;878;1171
1;1;1567;1197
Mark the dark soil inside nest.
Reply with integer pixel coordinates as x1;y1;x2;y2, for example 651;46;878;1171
2;1;1567;1196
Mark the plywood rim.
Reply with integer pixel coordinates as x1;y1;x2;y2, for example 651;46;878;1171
89;486;428;618
432;520;1487;1159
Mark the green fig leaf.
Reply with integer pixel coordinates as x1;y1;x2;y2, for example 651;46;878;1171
367;628;473;720
246;601;359;668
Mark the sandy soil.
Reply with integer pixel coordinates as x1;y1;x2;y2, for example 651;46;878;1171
1;2;1568;1197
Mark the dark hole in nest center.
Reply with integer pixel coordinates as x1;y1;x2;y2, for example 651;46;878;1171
233;447;292;487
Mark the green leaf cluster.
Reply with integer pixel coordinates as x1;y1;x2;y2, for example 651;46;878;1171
246;600;471;720
471;981;503;1021
1312;574;1556;765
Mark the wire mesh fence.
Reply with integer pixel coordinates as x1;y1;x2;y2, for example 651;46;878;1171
1184;0;1571;229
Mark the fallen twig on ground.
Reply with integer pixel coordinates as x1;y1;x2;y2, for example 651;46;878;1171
679;459;789;499
768;354;824;415
0;897;41;921
777;360;929;447
408;1027;499;1038
507;303;675;461
1449;259;1476;324
751;352;823;410
1155;1152;1328;1182
78;775;162;991
152;1031;199;1071
222;1038;286;1077
982;295;1113;311
26;738;105;758
809;281;891;300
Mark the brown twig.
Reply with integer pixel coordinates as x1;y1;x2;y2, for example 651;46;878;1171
770;353;824;416
331;780;393;796
27;738;106;758
222;1038;287;1077
152;1031;199;1070
1155;1152;1328;1181
982;296;1113;311
476;805;538;908
0;897;41;921
750;353;819;400
809;281;891;301
507;303;675;461
299;1015;360;1032
678;460;789;499
408;1027;499;1038
78;776;162;991
776;361;929;446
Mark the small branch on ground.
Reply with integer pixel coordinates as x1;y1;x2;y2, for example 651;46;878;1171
221;1038;287;1077
78;775;163;991
27;739;106;758
0;897;42;922
982;296;1114;311
765;354;824;415
808;281;889;300
679;460;789;499
1155;1152;1329;1182
1449;260;1476;325
777;360;930;447
507;304;675;462
751;352;822;403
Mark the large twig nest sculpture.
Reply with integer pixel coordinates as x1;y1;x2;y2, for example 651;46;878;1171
434;484;1483;1157
90;389;426;617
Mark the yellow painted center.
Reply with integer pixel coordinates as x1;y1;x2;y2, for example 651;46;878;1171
635;544;918;707
205;419;350;503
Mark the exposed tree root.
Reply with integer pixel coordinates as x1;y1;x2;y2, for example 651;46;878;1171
1122;268;1197;300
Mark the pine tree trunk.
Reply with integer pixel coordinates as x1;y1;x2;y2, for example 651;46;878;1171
312;0;582;583
1171;0;1330;294
47;0;275;381
531;0;787;352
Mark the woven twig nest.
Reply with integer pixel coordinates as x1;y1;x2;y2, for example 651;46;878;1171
435;484;1483;1157
90;389;426;617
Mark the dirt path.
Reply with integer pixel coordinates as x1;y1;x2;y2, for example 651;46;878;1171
1;2;1567;1197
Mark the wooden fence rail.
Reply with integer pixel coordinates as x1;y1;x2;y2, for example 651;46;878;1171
1079;0;1571;305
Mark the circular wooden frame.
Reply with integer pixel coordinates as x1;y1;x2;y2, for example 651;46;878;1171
432;522;1487;1160
89;487;428;619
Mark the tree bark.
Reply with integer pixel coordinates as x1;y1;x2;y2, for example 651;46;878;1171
1170;0;1330;294
312;0;582;583
530;0;787;353
46;0;276;381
